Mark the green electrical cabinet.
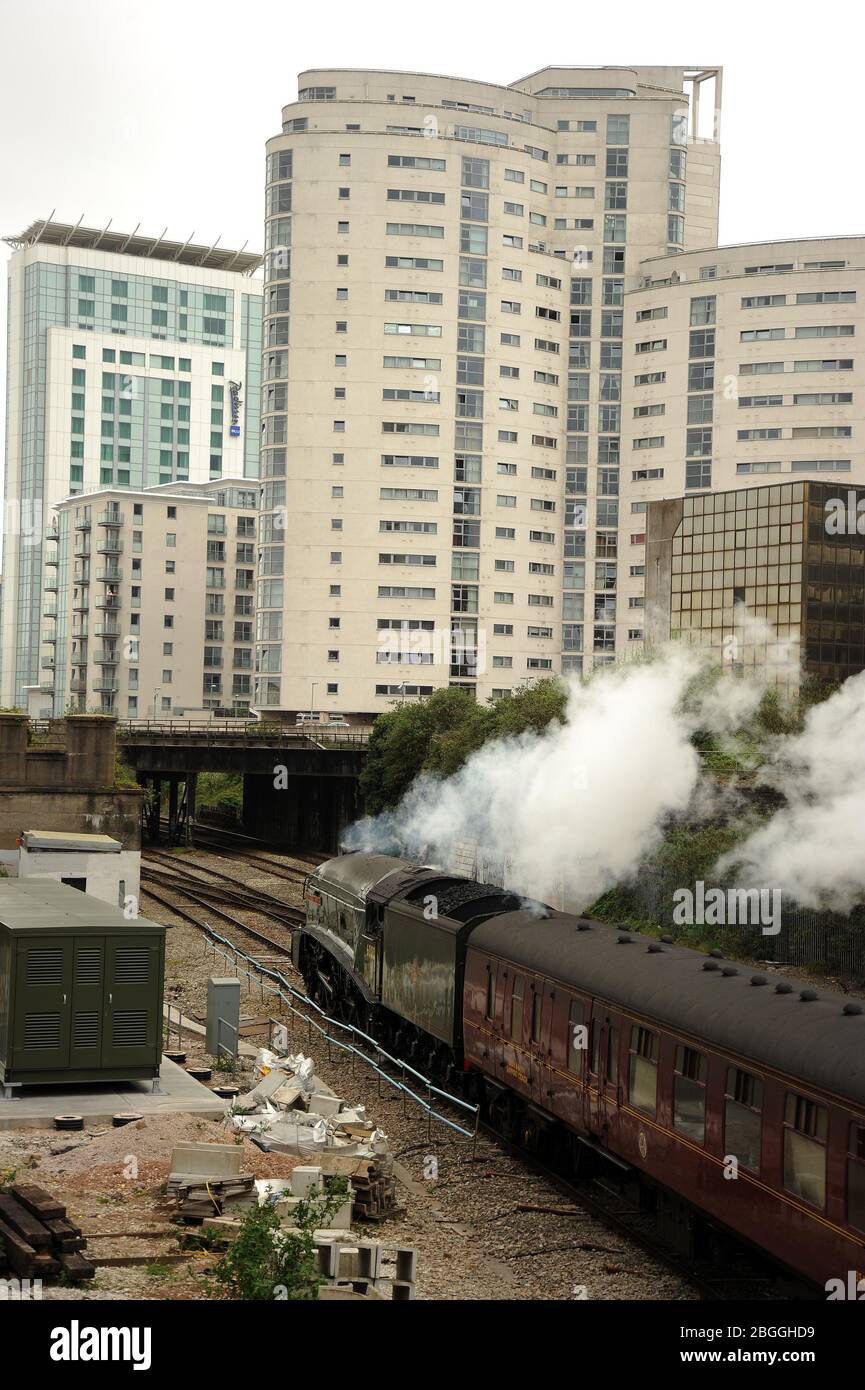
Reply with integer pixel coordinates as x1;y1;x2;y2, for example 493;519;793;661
0;880;165;1093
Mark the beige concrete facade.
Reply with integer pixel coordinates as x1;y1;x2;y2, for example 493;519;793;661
47;479;257;720
620;236;865;653
260;65;722;718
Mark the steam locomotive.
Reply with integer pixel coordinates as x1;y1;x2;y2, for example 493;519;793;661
293;850;865;1290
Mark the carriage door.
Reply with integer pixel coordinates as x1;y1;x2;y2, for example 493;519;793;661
587;1003;621;1147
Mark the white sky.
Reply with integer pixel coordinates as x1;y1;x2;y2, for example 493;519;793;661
1;0;864;555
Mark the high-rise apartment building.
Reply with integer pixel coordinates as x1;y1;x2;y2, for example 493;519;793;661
260;66;722;719
47;479;258;720
620;236;865;652
1;221;262;711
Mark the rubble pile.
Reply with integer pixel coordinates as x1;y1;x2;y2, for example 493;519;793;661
228;1049;390;1165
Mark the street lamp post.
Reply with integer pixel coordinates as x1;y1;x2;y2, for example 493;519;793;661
310;681;318;722
152;687;161;720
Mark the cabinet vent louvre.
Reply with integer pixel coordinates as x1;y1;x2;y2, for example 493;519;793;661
73;1012;100;1050
75;948;102;987
115;949;150;984
25;950;64;987
112;1011;147;1047
24;1013;62;1049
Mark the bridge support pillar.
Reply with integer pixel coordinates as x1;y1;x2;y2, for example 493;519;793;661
184;770;197;846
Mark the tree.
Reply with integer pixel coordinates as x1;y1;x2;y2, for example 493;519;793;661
359;679;569;814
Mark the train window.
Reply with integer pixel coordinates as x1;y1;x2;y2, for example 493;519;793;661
607;1026;619;1087
628;1025;658;1116
724;1067;763;1173
485;966;496;1021
531;989;542;1044
783;1093;828;1209
511;975;525;1040
673;1046;707;1143
847;1123;865;1233
567;1000;584;1075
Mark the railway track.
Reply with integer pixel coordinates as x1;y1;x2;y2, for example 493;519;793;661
482;1127;783;1302
152;820;325;882
143;850;307;911
141;843;783;1299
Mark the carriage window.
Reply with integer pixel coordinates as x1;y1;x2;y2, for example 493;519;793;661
590;1018;600;1074
510;975;525;1040
568;999;584;1074
485;966;496;1021
673;1046;707;1143
607;1025;619;1087
628;1026;658;1115
848;1123;865;1232
783;1093;828;1208
724;1067;763;1173
531;988;542;1043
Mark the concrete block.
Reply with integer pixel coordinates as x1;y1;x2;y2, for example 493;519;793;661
169;1141;242;1181
290;1166;324;1198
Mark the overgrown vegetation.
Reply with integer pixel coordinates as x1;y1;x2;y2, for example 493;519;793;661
360;665;843;815
196;772;244;824
208;1177;350;1301
360;680;568;814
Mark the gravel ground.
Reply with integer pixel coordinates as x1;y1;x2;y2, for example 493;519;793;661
0;847;697;1303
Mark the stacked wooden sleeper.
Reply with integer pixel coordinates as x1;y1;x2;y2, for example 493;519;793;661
0;1184;94;1282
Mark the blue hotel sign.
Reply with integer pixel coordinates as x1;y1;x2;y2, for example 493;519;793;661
228;380;242;437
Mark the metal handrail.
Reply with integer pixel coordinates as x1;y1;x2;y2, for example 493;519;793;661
115;718;370;745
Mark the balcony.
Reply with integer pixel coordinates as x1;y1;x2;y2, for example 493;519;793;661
45;527;59;543
70;652;88;666
43;605;57;619
97;538;124;556
93;679;118;693
95;596;121;611
44;579;58;593
38;682;55;694
95;622;120;638
41;629;57;644
98;511;124;527
74;538;91;558
74;517;91;532
40;656;55;670
45;551;59;567
94;650;119;665
69;680;87;695
72;598;91;612
96;568;123;583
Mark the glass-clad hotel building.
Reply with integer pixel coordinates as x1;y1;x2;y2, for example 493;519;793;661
645;481;865;683
1;221;262;711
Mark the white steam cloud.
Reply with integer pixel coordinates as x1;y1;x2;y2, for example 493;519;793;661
347;646;768;911
718;668;865;912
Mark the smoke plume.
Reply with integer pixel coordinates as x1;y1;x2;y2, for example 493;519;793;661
347;646;768;911
718;668;865;912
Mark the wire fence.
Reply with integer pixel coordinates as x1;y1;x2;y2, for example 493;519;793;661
629;868;865;980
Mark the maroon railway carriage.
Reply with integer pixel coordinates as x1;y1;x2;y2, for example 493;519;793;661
463;910;865;1289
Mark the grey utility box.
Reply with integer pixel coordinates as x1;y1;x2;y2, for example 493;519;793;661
0;879;165;1091
206;976;241;1059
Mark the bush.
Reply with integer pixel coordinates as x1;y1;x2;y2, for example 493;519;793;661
208;1177;350;1301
